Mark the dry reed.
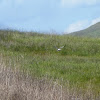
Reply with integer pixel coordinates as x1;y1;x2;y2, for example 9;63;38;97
0;57;100;100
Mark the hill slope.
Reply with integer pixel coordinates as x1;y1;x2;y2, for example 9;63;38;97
69;22;100;37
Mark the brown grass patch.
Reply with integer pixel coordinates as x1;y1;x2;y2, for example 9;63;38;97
0;59;100;100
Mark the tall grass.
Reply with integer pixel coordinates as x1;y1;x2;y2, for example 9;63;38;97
0;56;100;100
0;30;100;99
1;30;100;56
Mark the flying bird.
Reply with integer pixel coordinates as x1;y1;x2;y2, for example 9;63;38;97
55;46;64;51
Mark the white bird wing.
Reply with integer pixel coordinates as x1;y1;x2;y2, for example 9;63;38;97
60;46;64;49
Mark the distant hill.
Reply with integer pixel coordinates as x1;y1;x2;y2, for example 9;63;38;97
69;22;100;37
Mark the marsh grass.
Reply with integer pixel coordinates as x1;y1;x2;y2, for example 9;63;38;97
0;30;100;99
0;57;100;100
1;30;100;56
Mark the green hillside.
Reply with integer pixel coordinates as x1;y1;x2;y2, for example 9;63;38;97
0;30;100;97
69;22;100;37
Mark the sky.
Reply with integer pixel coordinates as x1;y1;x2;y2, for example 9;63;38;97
0;0;100;34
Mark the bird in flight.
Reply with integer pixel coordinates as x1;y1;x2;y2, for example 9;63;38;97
55;46;64;51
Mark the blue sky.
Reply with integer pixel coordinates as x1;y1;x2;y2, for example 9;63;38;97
0;0;100;33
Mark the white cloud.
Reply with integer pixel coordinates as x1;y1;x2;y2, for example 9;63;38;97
90;17;100;25
65;21;88;33
61;0;100;7
65;17;100;34
15;0;25;4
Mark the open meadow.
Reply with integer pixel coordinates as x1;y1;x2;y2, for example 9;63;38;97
0;30;100;99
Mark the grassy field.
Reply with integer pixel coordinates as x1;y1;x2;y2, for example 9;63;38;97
0;30;100;99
